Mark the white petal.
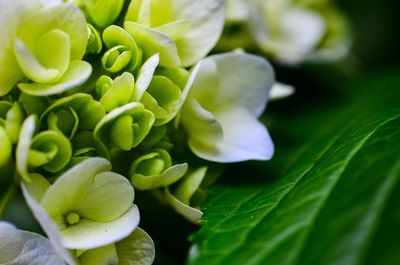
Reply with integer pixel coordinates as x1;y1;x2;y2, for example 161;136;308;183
0;222;24;263
16;115;36;182
189;108;274;163
190;52;275;117
269;82;295;100
134;53;160;101
6;231;66;265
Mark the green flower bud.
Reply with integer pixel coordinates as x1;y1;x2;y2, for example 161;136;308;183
0;101;13;127
20;93;49;116
86;23;102;55
94;103;155;151
28;130;72;173
0;127;12;168
102;26;142;73
4;102;25;143
41;93;106;138
130;148;188;190
96;72;135;113
75;0;125;29
141;68;191;126
16;116;73;181
165;167;208;224
71;131;110;164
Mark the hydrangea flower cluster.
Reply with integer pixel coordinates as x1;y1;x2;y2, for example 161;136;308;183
223;0;351;64
0;0;278;264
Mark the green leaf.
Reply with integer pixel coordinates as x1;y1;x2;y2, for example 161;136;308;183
188;73;400;265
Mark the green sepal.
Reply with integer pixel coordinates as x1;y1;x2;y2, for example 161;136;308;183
4;102;25;143
96;72;135;112
86;23;103;55
141;75;184;126
164;167;207;224
77;244;118;265
76;0;125;29
116;227;155;265
28;130;72;173
124;21;180;68
47;107;79;139
71;131;110;162
41;93;105;134
19;93;49;116
130;148;188;190
102;25;142;73
94;103;155;151
0;126;12;168
0;101;13;127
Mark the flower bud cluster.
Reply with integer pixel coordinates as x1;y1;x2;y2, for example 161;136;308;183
0;0;278;264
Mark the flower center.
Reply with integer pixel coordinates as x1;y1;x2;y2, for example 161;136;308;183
66;212;80;225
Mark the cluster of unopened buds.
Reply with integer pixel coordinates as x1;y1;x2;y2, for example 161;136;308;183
0;0;350;264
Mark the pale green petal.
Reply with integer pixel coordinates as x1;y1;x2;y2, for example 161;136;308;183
94;103;154;150
5;102;25;143
130;149;188;190
124;21;180;67
116;228;155;265
99;72;135;112
21;184;77;265
78;244;118;265
124;0;152;26
29;130;72;172
34;29;71;78
86;23;102;55
60;204;140;250
171;0;224;66
0;127;12;168
132;163;188;190
102;26;141;73
133;54;159;101
78;171;135;222
24;173;50;202
155;20;191;41
174;167;207;204
189;108;274;162
14;38;61;83
40;93;105;132
0;0;41;96
165;188;203;224
141;75;183;125
82;0;125;29
18;60;92;96
17;3;88;61
0;222;24;263
40;157;111;217
16;116;37;182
